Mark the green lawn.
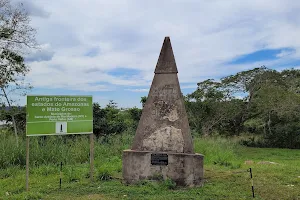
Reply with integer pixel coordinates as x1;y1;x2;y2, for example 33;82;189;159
0;135;300;200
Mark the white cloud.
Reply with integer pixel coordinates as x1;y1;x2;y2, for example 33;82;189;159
276;49;295;58
17;0;300;105
125;89;149;92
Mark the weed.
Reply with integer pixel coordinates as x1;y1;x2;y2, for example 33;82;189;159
65;166;81;182
97;168;112;181
161;178;176;190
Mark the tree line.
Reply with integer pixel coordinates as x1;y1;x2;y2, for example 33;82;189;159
2;66;300;149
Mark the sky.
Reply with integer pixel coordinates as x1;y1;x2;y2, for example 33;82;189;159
14;0;300;108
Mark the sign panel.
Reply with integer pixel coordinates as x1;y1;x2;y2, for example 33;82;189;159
151;153;168;165
26;95;93;136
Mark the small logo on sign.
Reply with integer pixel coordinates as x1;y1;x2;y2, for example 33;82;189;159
56;122;67;133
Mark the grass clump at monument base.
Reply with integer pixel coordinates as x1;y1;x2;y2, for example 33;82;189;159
0;131;300;200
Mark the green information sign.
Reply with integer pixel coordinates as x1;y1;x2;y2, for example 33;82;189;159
26;95;93;136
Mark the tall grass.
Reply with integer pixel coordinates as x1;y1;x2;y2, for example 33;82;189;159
194;137;241;168
0;131;134;169
0;131;241;171
0;133;26;168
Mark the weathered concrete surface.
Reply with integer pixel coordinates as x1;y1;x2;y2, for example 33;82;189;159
131;37;194;153
123;37;204;186
123;150;204;186
142;126;184;153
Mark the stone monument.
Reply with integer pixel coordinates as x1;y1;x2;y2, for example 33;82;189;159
122;37;204;186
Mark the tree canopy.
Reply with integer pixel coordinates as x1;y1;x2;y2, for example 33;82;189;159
0;0;37;145
185;66;300;148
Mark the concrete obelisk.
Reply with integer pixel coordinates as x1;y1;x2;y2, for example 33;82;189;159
122;37;204;186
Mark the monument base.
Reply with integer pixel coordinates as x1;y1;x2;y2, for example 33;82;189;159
122;149;204;186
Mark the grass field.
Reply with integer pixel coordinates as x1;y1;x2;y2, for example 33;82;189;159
0;132;300;200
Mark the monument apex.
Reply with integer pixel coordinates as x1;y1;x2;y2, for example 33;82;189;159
154;36;178;74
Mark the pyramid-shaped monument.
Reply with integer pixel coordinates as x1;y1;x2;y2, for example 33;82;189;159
132;37;194;153
123;37;204;186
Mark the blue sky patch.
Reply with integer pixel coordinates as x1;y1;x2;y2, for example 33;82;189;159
275;59;300;68
229;48;295;64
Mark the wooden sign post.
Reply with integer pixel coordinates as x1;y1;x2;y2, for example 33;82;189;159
26;137;29;191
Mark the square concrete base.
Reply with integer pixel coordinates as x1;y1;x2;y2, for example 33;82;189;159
122;149;204;186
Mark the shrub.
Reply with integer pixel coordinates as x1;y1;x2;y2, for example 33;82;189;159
161;178;176;190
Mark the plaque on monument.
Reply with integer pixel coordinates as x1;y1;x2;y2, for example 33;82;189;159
151;153;168;165
122;37;204;186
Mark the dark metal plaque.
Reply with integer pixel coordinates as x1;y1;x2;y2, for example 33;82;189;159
151;153;168;165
